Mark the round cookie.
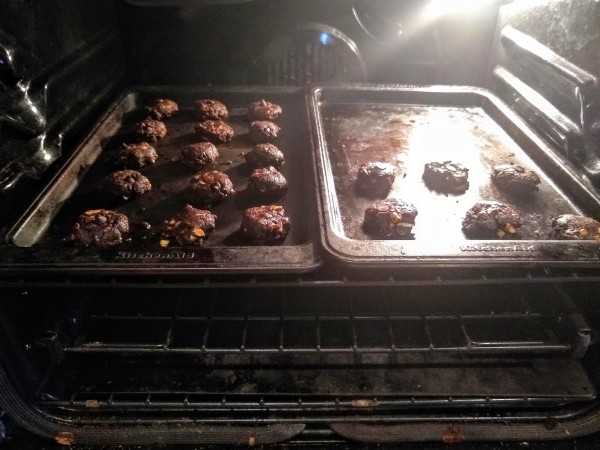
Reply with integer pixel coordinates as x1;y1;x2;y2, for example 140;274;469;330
67;209;129;248
363;198;418;239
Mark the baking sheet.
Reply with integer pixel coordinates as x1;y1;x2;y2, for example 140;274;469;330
2;86;319;274
309;84;600;267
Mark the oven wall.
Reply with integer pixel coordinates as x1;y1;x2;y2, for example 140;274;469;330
0;0;125;135
488;0;600;187
496;0;600;80
115;0;502;87
0;0;125;228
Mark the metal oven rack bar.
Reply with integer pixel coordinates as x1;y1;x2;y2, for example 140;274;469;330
57;284;586;357
65;303;571;356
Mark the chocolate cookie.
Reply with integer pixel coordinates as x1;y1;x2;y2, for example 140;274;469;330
248;120;280;144
195;99;228;121
241;205;290;244
180;142;219;171
462;201;522;239
185;170;235;207
491;164;541;194
363;198;418;239
135;118;167;142
247;166;288;200
67;209;129;248
423;161;469;194
195;120;234;144
356;162;396;197
161;204;217;246
244;143;285;169
551;214;600;240
104;170;152;200
146;98;179;120
247;99;282;121
117;142;158;169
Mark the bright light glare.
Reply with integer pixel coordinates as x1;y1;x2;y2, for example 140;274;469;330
320;32;331;45
422;0;492;20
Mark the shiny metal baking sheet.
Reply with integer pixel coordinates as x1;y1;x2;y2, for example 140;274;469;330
309;84;600;267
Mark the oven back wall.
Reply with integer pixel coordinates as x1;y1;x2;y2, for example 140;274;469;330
116;0;501;87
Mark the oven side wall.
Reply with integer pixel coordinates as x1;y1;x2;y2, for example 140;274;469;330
495;0;600;80
0;0;125;228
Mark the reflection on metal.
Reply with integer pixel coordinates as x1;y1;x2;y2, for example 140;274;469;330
0;30;54;192
0;30;46;136
0;133;62;192
0;81;46;136
0;28;124;191
261;23;367;85
353;0;512;46
494;25;600;184
353;0;419;46
422;0;510;20
499;0;600;89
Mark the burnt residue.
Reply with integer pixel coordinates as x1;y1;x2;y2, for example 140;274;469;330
54;431;75;446
442;425;465;444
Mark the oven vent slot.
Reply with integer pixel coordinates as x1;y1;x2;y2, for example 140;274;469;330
492;26;600;185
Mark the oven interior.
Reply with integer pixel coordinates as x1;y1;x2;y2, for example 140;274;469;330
1;0;600;446
2;281;600;446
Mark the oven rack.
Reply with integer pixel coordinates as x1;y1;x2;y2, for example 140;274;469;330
23;282;593;422
3;283;598;443
39;391;591;415
32;352;597;421
37;389;595;422
37;284;590;359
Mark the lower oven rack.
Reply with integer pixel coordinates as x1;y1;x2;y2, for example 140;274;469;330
38;283;591;358
1;283;599;445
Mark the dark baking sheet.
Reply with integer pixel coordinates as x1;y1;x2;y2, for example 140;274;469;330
2;86;319;274
309;84;600;267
